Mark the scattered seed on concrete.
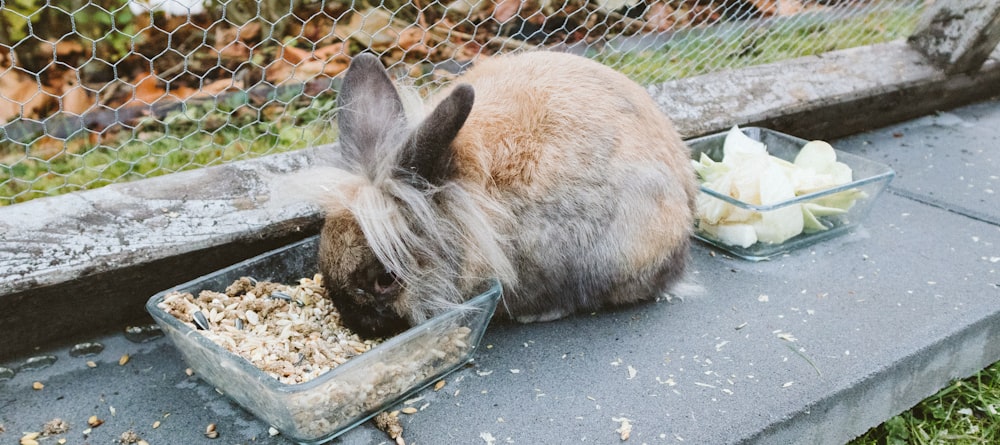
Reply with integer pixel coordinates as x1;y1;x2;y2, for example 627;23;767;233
373;411;404;443
400;407;419;414
118;354;130;366
20;432;41;445
87;416;103;428
41;418;69;435
205;423;218;439
86;361;97;368
433;380;446;391
612;417;632;441
119;430;141;444
31;381;43;390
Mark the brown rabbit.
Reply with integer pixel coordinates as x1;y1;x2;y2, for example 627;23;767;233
310;51;697;338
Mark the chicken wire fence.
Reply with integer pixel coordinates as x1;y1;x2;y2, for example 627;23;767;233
0;0;927;205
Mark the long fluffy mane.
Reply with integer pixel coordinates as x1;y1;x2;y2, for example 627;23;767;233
289;83;517;323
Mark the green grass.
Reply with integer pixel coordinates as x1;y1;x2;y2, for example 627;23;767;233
0;90;340;205
595;6;922;85
850;361;1000;444
0;5;923;205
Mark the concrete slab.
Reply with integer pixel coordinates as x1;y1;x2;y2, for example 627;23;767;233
834;98;1000;224
4;102;1000;445
2;187;999;445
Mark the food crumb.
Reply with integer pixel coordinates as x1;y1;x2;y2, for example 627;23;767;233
86;361;97;368
373;411;404;444
41;418;69;435
31;381;44;390
612;417;632;440
204;423;218;439
119;430;141;444
20;432;41;445
480;432;497;445
268;426;280;437
119;354;130;366
87;416;103;428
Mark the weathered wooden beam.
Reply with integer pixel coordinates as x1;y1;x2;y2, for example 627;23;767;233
908;0;1000;74
652;40;1000;141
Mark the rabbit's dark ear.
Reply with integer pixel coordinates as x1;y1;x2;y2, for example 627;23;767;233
337;54;406;161
399;84;475;187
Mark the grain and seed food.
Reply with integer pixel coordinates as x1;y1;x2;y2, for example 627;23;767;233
159;274;381;384
158;274;474;440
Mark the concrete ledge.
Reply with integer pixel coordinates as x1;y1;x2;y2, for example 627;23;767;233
3;40;1000;358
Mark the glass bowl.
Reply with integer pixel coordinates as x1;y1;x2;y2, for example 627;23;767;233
686;127;895;261
146;236;501;444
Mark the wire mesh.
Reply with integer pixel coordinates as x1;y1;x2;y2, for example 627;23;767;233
0;0;927;205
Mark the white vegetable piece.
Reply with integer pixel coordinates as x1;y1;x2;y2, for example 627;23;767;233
694;126;861;247
699;222;758;248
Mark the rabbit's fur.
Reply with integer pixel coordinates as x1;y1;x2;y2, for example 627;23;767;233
312;52;696;338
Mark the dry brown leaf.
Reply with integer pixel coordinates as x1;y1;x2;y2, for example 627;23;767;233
338;9;400;51
60;84;94;116
55;40;85;57
264;59;298;85
397;26;429;52
281;45;312;65
493;0;522;23
0;72;49;123
131;71;165;105
214;23;259;59
168;85;198;101
777;0;804;16
321;60;350;77
313;43;347;61
644;3;677;33
745;0;802;17
57;72;95;116
200;77;241;96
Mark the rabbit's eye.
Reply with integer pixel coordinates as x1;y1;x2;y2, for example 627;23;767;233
373;270;400;295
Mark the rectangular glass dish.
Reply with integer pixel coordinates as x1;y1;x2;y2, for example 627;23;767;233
686;127;895;261
146;236;501;444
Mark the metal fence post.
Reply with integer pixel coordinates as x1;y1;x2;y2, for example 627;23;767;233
908;0;1000;74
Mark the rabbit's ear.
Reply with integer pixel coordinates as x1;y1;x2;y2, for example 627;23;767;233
399;84;475;187
337;54;406;161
